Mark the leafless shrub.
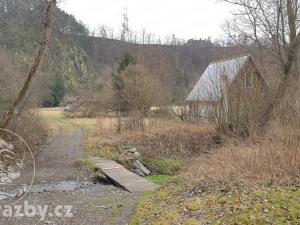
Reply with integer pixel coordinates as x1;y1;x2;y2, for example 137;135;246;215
122;64;166;116
185;124;300;185
13;112;48;150
123;112;145;132
89;116;216;163
80;69;115;116
133;120;215;158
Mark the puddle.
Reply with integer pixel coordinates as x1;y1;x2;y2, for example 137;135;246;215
29;181;79;193
0;176;112;200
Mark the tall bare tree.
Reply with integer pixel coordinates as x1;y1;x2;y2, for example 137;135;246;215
141;28;146;44
224;0;300;126
120;7;129;41
0;0;56;129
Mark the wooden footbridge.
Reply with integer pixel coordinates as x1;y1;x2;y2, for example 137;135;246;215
88;157;158;193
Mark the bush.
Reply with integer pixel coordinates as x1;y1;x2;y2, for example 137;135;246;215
12;111;49;150
185;125;300;185
143;157;181;175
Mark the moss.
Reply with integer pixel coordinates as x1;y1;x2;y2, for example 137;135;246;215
146;175;175;186
77;158;98;170
143;157;181;175
188;199;203;211
130;184;185;225
184;218;204;225
131;183;300;225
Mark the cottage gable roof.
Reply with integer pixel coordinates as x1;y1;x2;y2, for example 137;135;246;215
186;55;251;101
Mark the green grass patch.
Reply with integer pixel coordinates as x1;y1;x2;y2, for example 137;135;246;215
130;184;186;225
76;158;98;170
146;175;175;186
143;158;181;175
88;149;120;160
130;183;300;225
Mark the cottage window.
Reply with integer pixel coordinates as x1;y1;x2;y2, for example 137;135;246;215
245;71;253;88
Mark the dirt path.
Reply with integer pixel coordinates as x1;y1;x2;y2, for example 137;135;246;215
0;119;137;225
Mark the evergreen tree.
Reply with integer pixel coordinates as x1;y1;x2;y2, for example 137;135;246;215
51;74;65;107
112;52;135;111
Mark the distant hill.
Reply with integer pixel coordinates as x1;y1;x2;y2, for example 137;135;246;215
77;36;239;101
0;0;240;104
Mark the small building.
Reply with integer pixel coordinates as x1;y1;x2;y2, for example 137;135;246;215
186;55;267;121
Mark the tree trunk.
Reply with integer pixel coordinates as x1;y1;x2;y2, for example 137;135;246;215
0;0;56;129
259;40;299;127
259;73;289;127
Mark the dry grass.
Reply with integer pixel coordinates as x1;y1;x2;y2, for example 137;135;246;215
184;124;300;185
86;118;216;158
9;111;49;151
84;117;217;174
136;120;216;158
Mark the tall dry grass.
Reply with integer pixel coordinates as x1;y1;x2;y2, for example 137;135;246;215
87;117;217;160
185;124;300;185
12;111;49;150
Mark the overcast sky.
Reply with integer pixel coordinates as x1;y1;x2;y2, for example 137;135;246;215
59;0;233;40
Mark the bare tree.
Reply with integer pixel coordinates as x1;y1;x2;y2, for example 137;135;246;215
108;27;114;39
224;0;300;127
120;7;129;41
171;34;177;45
146;32;152;44
99;25;108;38
164;35;171;45
0;0;56;128
141;28;146;44
122;64;166;116
156;36;162;45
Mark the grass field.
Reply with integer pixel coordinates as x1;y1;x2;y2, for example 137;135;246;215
38;108;300;225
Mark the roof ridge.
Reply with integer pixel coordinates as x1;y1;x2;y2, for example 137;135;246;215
209;54;251;65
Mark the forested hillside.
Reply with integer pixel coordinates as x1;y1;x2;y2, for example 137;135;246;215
78;36;239;101
0;0;242;108
0;0;94;109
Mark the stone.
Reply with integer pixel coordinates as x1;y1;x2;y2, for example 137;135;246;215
0;138;13;150
128;148;137;153
8;172;21;180
133;151;141;158
0;176;12;183
133;160;151;176
134;169;146;177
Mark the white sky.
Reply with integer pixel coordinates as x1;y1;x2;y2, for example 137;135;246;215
59;0;233;40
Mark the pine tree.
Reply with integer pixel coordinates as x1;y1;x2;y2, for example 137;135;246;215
112;52;135;111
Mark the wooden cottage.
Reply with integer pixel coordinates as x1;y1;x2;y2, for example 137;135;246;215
186;55;267;121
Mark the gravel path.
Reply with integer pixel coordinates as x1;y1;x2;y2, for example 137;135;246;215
0;125;137;225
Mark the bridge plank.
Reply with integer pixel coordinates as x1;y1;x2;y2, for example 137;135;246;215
88;157;158;193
